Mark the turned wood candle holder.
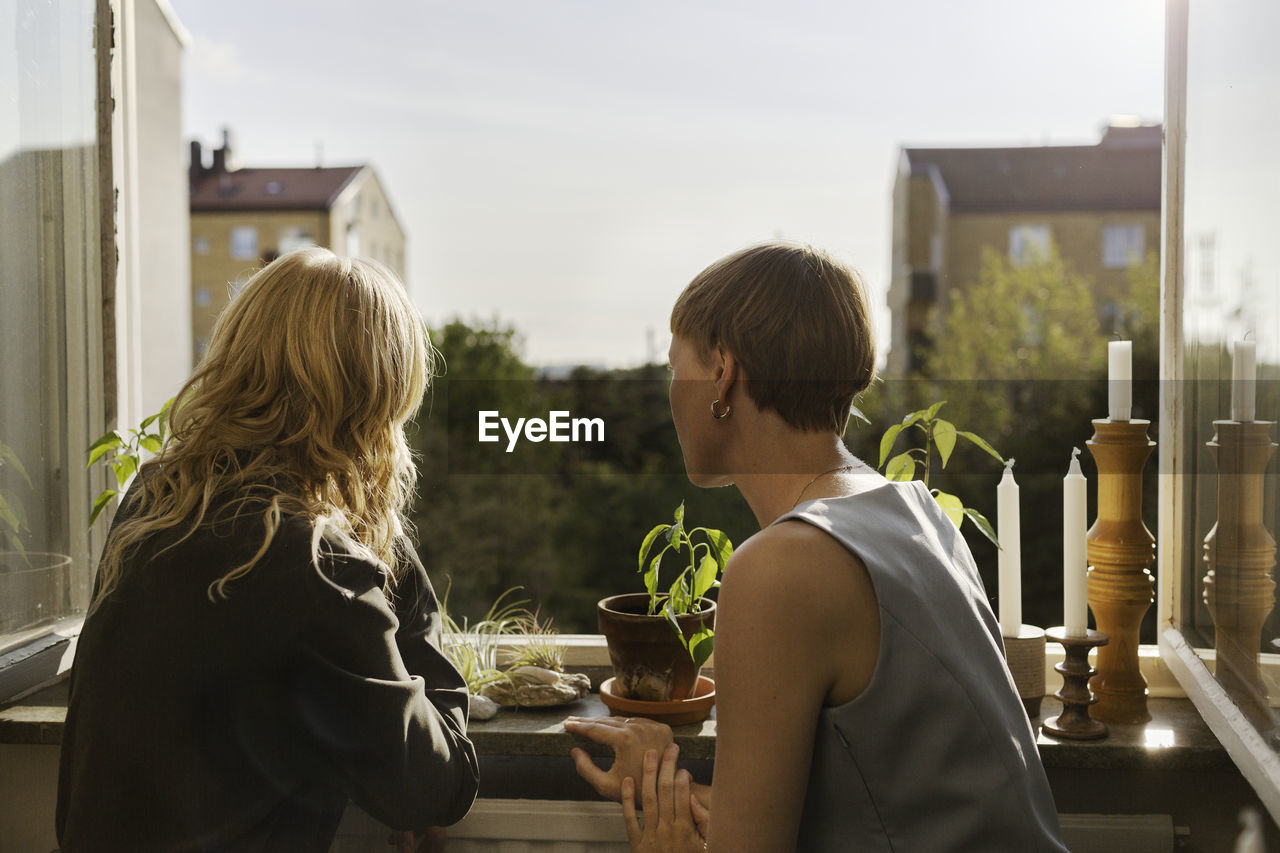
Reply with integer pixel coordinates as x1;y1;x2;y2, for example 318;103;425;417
1042;627;1109;740
1085;418;1156;724
1203;420;1277;730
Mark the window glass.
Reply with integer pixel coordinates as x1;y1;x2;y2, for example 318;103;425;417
229;226;258;260
1102;223;1145;268
1009;225;1051;267
1178;0;1280;742
0;0;100;645
277;226;314;254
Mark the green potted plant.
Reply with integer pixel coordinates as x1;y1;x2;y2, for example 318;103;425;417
877;401;1003;544
597;502;733;710
86;398;173;525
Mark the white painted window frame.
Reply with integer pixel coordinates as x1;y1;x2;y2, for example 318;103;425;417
1156;0;1280;824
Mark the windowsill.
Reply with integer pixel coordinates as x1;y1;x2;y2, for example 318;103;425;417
0;677;1233;773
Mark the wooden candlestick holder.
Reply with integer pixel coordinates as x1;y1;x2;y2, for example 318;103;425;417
1203;420;1277;730
1042;627;1109;740
1085;418;1156;724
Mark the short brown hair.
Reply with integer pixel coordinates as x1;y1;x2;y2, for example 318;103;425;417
670;242;876;433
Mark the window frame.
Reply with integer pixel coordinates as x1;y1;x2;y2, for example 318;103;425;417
1156;0;1280;822
0;0;116;701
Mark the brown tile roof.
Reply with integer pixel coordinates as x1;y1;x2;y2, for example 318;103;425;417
190;166;363;212
903;128;1161;214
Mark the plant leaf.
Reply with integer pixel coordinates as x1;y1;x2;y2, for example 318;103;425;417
963;507;1001;547
900;409;925;427
637;523;670;570
139;435;163;454
139;412;159;431
885;452;916;482
932;490;965;529
956;431;1005;465
933;419;957;468
86;441;115;468
698;527;734;568
0;492;22;534
925;400;948;420
663;601;684;645
692;554;718;599
86;430;125;455
0;440;32;489
3;529;28;565
878;423;905;468
689;627;714;668
111;455;138;487
672;501;685;528
89;489;118;526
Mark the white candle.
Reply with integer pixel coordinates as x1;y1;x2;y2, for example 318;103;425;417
1232;340;1257;422
1108;340;1132;421
1063;448;1088;638
997;459;1022;638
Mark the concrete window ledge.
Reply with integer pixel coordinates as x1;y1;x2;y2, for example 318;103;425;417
2;683;1275;851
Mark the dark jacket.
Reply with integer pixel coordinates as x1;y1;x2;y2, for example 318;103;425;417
56;493;479;852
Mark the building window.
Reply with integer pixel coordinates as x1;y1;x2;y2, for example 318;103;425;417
1008;225;1050;267
1102;224;1145;268
229;226;258;260
193;236;210;255
278;226;314;255
345;224;360;258
194;288;211;308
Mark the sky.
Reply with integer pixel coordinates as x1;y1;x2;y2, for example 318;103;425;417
165;0;1167;368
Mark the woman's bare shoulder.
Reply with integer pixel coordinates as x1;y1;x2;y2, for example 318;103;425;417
725;520;867;588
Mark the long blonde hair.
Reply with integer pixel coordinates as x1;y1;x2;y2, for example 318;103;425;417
94;248;434;607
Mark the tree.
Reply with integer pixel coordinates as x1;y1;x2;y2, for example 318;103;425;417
914;246;1160;637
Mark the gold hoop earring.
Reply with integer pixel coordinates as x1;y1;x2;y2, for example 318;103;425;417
711;399;732;419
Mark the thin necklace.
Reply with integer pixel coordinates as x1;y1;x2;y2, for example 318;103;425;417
791;464;855;509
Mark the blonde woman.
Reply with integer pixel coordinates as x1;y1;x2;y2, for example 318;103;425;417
566;243;1067;852
56;249;478;852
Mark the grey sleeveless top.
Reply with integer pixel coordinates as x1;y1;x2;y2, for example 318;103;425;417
776;479;1066;852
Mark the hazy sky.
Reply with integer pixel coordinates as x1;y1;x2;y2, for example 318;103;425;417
166;0;1166;367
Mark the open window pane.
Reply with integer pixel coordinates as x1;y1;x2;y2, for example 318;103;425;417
0;0;101;649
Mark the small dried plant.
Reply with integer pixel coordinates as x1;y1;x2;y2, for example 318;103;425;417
439;586;563;692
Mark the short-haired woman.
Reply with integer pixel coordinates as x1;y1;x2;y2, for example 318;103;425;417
57;249;479;851
567;243;1067;852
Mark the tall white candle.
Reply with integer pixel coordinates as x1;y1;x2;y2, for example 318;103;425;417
997;459;1022;637
1232;340;1257;422
1063;448;1089;638
1108;340;1132;421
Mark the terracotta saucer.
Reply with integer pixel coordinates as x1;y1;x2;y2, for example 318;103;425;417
598;675;716;726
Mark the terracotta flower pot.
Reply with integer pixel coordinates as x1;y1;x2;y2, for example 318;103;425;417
597;592;715;702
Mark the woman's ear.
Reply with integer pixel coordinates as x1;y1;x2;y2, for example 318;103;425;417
713;345;740;404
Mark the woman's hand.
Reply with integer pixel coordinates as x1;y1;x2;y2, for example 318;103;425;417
387;827;446;852
564;715;673;803
622;744;706;853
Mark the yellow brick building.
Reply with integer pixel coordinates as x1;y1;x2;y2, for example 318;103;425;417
189;132;407;360
886;121;1161;375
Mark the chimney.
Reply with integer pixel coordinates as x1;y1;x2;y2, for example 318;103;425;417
189;139;205;188
211;126;238;173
